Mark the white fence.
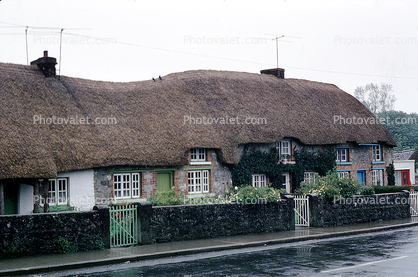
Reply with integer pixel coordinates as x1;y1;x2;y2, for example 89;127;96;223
294;195;310;227
410;192;418;217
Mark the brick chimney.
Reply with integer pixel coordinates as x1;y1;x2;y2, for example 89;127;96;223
30;51;57;78
260;68;285;79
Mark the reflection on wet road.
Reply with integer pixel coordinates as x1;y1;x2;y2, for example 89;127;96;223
51;226;418;277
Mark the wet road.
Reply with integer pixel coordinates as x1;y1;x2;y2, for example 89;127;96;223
47;226;418;277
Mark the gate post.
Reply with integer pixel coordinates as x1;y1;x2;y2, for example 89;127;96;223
308;194;319;228
137;201;153;244
282;194;295;230
93;205;110;249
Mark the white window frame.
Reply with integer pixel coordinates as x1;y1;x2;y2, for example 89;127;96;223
372;145;382;161
278;140;291;157
188;170;210;193
372;169;384;186
338;171;350;179
252;174;266;187
336;148;348;163
304;171;315;184
191;148;206;162
113;173;141;199
48;178;68;205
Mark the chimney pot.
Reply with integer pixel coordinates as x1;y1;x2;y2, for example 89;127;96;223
43;51;48;57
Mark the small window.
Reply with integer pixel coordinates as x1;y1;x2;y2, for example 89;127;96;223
48;178;68;205
277;140;292;160
252;174;266;187
338;171;350;179
188;170;210;193
336;148;349;163
191;148;206;162
372;169;384;186
372;145;381;161
113;173;141;199
304;172;315;184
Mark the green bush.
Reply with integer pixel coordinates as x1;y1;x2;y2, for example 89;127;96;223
373;185;417;194
149;188;184;206
53;237;78;254
228;186;283;203
299;168;373;199
358;185;375;195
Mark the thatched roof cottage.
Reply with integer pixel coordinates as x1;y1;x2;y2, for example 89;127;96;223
0;52;396;214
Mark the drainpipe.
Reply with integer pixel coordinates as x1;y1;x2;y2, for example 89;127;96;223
43;179;49;213
34;180;40;213
0;183;4;215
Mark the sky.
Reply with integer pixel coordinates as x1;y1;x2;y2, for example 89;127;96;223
0;0;417;113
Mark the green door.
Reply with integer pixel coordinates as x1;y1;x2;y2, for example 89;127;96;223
4;185;18;214
157;172;172;191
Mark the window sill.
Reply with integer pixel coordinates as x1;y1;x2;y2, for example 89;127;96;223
372;161;386;164
337;162;352;165
190;161;212;165
186;193;215;198
279;160;295;165
114;198;145;204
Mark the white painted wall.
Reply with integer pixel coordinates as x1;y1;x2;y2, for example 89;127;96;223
18;183;33;214
394;160;416;185
58;169;95;211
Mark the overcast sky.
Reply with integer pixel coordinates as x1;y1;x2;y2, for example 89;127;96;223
1;0;417;113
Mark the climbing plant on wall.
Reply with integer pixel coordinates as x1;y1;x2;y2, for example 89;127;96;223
293;148;337;187
231;147;284;189
231;146;336;190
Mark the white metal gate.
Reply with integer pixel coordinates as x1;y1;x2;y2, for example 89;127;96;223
410;192;418;217
294;195;310;227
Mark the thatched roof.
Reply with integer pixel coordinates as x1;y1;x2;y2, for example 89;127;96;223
0;62;396;179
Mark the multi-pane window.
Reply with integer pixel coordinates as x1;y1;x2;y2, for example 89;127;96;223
372;169;384;186
113;173;141;199
48;178;68;205
252;174;266;187
336;148;348;163
278;140;291;157
338;171;350;179
191;148;206;161
304;172;315;184
188;170;209;193
372;145;381;161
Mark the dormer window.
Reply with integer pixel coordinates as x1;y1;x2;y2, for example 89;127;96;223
279;140;290;157
372;144;381;161
336;148;349;163
190;148;211;165
191;148;206;162
277;140;294;164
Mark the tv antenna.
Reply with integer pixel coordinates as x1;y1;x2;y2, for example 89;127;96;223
265;34;301;69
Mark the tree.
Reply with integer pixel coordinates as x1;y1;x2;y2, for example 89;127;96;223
377;110;418;151
354;83;396;114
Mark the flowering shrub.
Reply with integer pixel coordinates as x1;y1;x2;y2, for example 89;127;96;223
298;168;375;199
149;188;184;206
228;186;284;203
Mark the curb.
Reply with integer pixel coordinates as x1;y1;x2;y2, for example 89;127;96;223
2;222;418;276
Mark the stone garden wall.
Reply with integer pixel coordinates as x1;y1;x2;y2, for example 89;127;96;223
309;191;411;227
149;197;295;243
0;206;109;258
